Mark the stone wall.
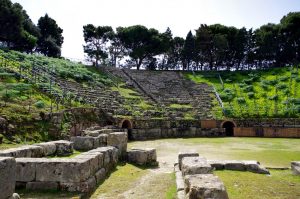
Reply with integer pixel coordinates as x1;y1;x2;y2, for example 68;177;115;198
0;157;16;199
234;127;300;138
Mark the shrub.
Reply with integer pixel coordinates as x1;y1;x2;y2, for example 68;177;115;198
295;77;300;82
220;88;235;102
237;97;246;104
34;100;45;109
243;78;254;84
243;85;253;92
276;83;288;90
279;76;289;82
268;95;278;101
269;79;278;85
248;92;255;99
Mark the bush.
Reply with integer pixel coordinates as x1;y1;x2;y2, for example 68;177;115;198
34;100;45;109
248;92;255;99
279;76;289;82
243;85;253;92
276;83;288;90
243;78;254;84
269;79;278;85
295;77;300;82
220;88;235;102
237;97;246;104
268;95;278;101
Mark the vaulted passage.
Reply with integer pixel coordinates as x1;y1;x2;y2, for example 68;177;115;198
222;121;235;136
121;120;133;140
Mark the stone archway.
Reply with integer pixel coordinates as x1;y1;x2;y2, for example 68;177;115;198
120;119;133;140
221;121;236;136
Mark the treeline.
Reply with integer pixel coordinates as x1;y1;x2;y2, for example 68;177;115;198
0;0;63;57
84;12;300;70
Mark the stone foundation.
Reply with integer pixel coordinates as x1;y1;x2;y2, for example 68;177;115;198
0;157;16;199
291;161;300;175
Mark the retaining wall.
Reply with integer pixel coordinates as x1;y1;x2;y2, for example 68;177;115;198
234;127;300;138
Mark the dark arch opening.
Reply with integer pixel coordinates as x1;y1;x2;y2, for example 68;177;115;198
121;120;133;140
222;121;235;136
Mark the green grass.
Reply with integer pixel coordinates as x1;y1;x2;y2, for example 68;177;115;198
165;173;177;199
169;103;192;109
215;170;300;199
17;189;81;199
90;163;149;198
185;67;300;118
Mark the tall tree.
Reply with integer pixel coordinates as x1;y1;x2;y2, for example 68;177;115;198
83;24;113;66
182;31;195;70
37;14;64;58
118;25;166;70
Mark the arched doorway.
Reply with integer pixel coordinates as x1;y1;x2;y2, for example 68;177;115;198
222;121;235;136
121;119;133;140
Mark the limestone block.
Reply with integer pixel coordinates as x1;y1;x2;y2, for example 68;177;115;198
107;132;128;158
71;136;94;151
85;150;104;169
0;157;16;199
60;176;96;193
207;160;225;170
177;190;185;199
291;161;300;175
127;148;158;166
95;168;106;183
243;161;270;174
34;142;56;156
75;153;101;175
36;158;90;183
184;174;229;199
0;145;43;158
178;152;199;170
98;134;108;146
16;158;47;182
181;157;212;176
88;147;118;170
26;182;58;190
224;160;246;171
50;140;73;156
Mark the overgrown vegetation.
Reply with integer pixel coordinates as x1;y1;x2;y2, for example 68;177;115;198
186;67;300;118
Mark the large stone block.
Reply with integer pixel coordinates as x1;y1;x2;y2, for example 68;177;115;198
60;176;96;193
50;140;73;156
127;148;158;166
16;158;47;182
178;152;199;170
224;160;246;171
34;142;56;156
0;157;16;199
207;160;225;170
36;158;90;183
75;153;101;175
0;145;44;158
87;147;118;170
184;174;229;199
71;136;95;151
181;157;212;176
107;132;128;158
26;182;58;191
95;168;106;184
243;161;270;174
291;161;300;175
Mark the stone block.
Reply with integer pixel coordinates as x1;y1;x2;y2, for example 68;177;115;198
88;147;118;170
107;132;128;159
71;136;94;151
36;158;90;183
127;148;158;166
95;168;106;183
60;176;96;193
243;161;270;174
181;157;212;176
178;152;199;170
207;160;225;170
26;182;58;190
50;140;73;156
98;134;108;146
184;174;229;199
0;157;16;199
75;153;101;175
224;160;246;171
34;142;56;156
291;161;300;175
0;145;44;158
16;158;47;182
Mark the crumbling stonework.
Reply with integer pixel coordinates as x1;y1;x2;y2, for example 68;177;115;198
291;161;300;175
127;148;158;166
0;157;16;199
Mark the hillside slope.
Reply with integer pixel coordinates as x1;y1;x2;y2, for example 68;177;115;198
185;67;300;119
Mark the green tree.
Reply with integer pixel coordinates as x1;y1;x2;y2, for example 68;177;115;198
182;31;195;70
118;25;166;70
37;14;64;58
83;24;113;67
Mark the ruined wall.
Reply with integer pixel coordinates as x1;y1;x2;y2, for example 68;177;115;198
234;127;300;138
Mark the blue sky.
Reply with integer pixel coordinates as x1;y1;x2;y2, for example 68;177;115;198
12;0;300;60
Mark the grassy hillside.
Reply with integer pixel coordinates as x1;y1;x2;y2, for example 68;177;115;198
185;67;300;119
